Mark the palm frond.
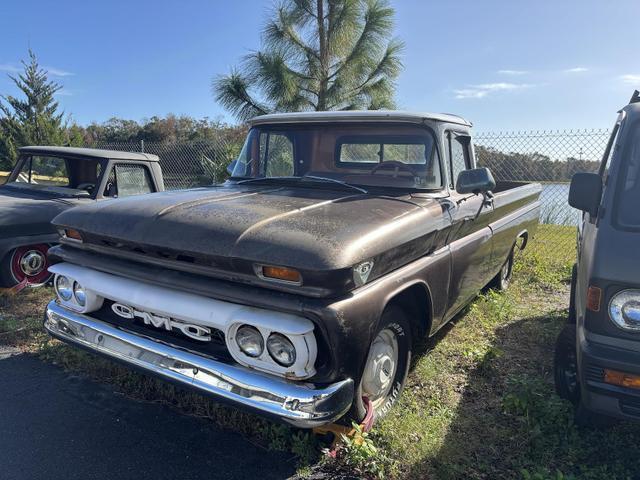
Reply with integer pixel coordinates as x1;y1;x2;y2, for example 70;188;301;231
212;70;269;121
212;0;402;119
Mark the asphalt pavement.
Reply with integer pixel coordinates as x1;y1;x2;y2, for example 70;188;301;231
0;353;297;480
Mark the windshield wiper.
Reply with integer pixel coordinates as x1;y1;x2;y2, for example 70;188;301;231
236;176;301;185
301;175;368;194
237;175;368;194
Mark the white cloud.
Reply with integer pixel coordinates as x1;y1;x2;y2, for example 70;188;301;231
43;66;74;77
620;74;640;85
0;64;21;73
497;69;529;75
0;63;74;76
565;67;588;73
454;82;534;99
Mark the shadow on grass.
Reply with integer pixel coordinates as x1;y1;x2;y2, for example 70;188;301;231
409;311;640;480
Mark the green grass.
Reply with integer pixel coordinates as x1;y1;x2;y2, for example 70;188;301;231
0;287;53;349
3;225;640;479
325;224;640;479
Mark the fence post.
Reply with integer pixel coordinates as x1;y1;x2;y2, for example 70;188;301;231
140;140;145;153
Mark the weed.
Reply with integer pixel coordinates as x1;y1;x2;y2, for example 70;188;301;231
331;423;390;479
522;469;577;480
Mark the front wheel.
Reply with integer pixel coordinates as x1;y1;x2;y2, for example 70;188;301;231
349;305;412;423
0;245;52;287
554;323;580;404
553;323;610;427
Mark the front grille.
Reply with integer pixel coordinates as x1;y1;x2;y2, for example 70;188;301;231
585;363;605;383
92;300;231;361
89;236;216;268
620;397;640;417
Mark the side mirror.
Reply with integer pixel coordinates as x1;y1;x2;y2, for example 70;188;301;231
226;160;238;176
569;172;602;217
456;167;496;194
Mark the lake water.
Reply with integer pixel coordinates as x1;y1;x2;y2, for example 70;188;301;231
539;183;579;225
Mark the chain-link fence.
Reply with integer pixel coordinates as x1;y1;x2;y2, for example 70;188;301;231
89;140;239;190
1;129;612;254
475;129;611;251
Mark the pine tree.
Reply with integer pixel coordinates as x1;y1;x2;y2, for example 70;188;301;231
213;0;404;121
0;49;75;169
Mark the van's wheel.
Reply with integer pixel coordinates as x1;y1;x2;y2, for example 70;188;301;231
0;245;52;287
553;323;610;427
554;324;581;404
568;264;578;323
349;305;412;424
491;247;515;291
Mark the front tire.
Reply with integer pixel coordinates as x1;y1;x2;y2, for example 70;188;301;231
554;324;580;404
0;245;52;288
568;264;578;323
553;323;610;427
349;305;412;423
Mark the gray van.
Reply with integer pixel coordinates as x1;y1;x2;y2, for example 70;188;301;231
555;91;640;424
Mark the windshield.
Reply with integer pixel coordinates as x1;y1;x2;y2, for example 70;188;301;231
230;124;442;190
617;120;640;227
7;155;103;197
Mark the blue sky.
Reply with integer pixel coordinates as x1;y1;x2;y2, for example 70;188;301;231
1;0;639;131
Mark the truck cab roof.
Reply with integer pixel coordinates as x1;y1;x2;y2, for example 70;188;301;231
249;110;472;127
19;146;160;162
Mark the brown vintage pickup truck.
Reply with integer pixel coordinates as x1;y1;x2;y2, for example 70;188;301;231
44;111;541;427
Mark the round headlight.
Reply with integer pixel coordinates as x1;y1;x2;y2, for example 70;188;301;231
73;282;86;306
55;275;73;301
267;333;296;367
236;325;264;358
610;290;640;331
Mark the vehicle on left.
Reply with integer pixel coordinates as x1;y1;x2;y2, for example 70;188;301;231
0;146;164;287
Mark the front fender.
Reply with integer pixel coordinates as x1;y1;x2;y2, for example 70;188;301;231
0;233;60;259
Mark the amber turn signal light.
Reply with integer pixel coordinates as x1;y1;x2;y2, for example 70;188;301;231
64;228;83;241
586;286;602;312
262;265;301;283
604;369;640;390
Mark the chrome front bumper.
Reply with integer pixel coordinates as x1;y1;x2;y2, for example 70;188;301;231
44;301;354;428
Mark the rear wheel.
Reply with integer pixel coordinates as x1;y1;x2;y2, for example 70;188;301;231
490;247;515;291
0;244;52;287
349;305;412;423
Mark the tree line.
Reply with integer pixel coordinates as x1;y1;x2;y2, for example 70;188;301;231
476;146;600;182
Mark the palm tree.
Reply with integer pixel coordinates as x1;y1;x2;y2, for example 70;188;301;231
213;0;404;121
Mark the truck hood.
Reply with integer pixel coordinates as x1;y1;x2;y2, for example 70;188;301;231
52;184;449;289
0;186;80;238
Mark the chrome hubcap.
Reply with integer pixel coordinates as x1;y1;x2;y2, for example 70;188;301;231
20;250;46;276
361;328;398;408
502;256;512;282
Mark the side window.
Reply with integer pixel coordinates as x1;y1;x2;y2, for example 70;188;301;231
104;164;154;198
260;133;294;177
447;133;470;189
16;156;70;186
